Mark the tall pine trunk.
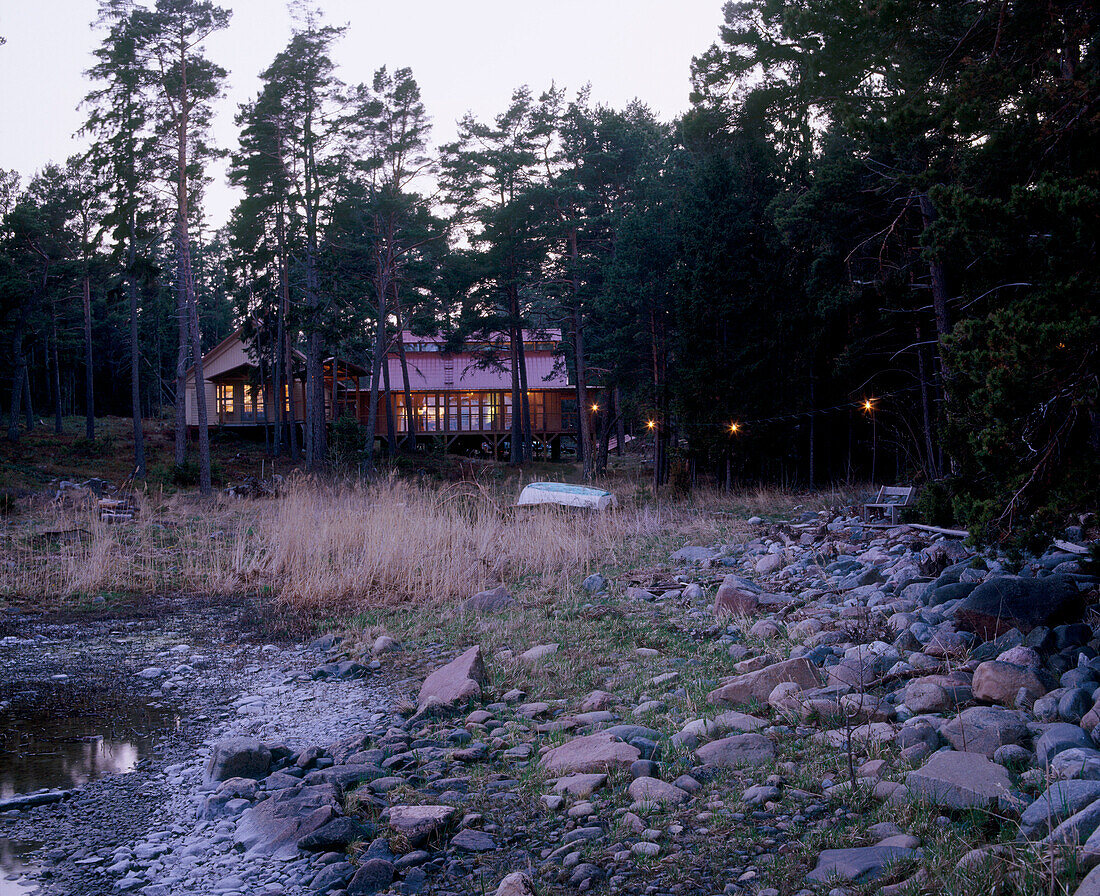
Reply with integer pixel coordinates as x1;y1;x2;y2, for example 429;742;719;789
302;111;327;471
7;310;27;442
50;298;62;434
508;317;522;464
82;272;95;441
175;41;211;494
363;287;388;476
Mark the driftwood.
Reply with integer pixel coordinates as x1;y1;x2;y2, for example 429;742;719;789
1054;539;1089;555
862;521;968;538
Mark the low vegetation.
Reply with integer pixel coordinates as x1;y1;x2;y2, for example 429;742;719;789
0;473;862;612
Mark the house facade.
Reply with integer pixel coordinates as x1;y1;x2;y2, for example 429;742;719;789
184;326;591;458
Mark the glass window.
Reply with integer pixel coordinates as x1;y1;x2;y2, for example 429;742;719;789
217;384;234;417
528;392;545;429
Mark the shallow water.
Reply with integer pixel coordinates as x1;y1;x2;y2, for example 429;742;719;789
0;838;40;896
0;701;179;798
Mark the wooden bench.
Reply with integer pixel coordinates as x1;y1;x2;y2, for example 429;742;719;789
863;486;915;525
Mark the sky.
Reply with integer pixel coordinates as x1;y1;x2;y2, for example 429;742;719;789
0;0;725;228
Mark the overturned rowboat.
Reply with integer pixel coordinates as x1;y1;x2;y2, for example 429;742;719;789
516;482;618;511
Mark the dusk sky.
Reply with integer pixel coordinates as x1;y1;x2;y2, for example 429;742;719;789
0;0;725;226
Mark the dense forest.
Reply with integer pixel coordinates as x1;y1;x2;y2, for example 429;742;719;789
0;0;1096;548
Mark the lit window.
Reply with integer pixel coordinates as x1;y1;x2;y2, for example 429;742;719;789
217;383;235;415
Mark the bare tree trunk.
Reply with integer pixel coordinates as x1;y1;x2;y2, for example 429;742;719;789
392;288;418;451
517;336;530;461
568;230;595;481
363;297;387;476
174;287;189;466
614;385;624;457
174;42;210;494
302;112;327;471
7;313;26;443
22;366;34;431
128;258;146;477
284;329;300;461
82;273;95;441
50;298;62;434
382;343;397;454
916;321;939;479
508;317;522;464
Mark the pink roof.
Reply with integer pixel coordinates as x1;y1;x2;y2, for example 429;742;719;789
386;330;571;391
386;352;570;391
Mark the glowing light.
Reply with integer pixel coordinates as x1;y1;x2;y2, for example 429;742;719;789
646;420;656;430
591;404;599;412
862;399;875;413
729;422;740;434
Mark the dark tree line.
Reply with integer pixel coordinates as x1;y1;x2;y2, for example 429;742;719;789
1;0;1096;545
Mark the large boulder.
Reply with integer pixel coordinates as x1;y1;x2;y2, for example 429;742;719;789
1036;723;1094;768
940;706;1031;758
715;574;760;616
540;732;640;775
954;575;1082;638
695;733;776;768
706;657;823;707
417;646;487;710
385;805;456;847
204;737;272;785
463;585;514;613
234;784;340;859
627;776;691;805
494;872;537;896
1020;780;1100;839
904;751;1023;811
805;840;921;884
972;660;1048;706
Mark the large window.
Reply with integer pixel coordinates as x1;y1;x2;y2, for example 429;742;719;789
216;383;235;419
241;384;264;422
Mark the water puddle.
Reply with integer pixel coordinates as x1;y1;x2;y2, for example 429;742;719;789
0;700;179;798
0;837;40;896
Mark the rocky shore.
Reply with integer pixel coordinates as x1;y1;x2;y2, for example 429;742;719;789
3;508;1099;896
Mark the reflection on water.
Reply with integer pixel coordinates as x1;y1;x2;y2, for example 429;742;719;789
0;702;178;798
0;837;40;896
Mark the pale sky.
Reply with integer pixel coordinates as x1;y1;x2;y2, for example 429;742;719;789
0;0;724;228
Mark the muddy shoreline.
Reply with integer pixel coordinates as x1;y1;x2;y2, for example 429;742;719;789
0;596;398;896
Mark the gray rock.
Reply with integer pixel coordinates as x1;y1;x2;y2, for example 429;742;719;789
582;574;608;593
298;816;372;852
347;858;395;895
1036;723;1094;767
627;776;690;804
450;829;496;852
940;706;1030;757
904;750;1022;811
463;585;514;613
386;805;456;846
567;863;604;888
805;843;921;883
955;575;1082;638
1060;689;1093;724
304;763;385;789
695;733;776;768
312;861;356;894
1020;780;1100;839
1051;748;1100;781
494;872;537;896
417;646;487;710
234;784;340;859
204;737;272;784
1042;798;1100;848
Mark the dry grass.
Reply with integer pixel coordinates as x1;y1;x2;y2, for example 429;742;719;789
0;475;867;609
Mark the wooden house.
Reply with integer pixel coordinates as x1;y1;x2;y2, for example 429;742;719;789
184;326;592;458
